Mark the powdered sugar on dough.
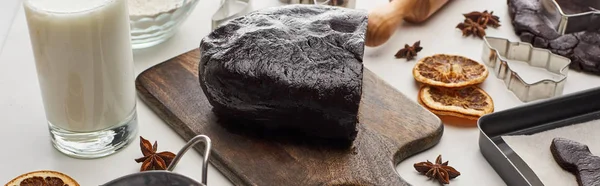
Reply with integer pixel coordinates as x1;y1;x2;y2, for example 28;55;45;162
502;119;600;186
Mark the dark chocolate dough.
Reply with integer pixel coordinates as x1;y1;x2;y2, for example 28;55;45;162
198;5;367;143
508;0;600;74
550;138;600;186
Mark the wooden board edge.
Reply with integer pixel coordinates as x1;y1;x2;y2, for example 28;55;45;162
363;69;444;168
394;124;443;165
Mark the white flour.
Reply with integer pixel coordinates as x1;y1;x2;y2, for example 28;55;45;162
128;0;183;16
502;119;600;186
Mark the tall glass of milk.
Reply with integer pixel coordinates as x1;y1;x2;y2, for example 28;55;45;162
23;0;138;158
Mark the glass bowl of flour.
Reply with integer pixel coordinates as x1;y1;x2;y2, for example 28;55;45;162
128;0;199;49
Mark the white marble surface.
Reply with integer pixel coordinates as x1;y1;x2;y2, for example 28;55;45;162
0;0;20;53
1;0;600;185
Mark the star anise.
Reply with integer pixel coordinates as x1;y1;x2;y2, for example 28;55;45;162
463;10;500;28
135;136;176;171
456;18;486;38
414;155;461;184
395;40;423;61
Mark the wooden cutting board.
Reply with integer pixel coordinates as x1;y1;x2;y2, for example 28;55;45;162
135;49;443;186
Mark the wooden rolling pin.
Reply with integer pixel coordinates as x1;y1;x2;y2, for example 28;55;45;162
366;0;451;47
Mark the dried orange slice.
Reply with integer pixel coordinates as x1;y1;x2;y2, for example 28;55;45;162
418;85;493;120
413;54;489;88
5;170;79;186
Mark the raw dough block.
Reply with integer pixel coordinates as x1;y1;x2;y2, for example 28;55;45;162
198;5;368;143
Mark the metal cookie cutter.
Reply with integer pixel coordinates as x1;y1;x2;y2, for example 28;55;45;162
102;135;212;186
212;0;251;30
481;36;571;102
541;0;600;34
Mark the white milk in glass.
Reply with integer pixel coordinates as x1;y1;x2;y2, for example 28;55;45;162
24;0;138;158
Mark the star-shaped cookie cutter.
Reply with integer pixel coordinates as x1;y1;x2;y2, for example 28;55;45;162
481;36;571;102
541;0;600;34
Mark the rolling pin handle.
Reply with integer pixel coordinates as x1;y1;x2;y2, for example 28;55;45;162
365;0;412;47
365;0;450;47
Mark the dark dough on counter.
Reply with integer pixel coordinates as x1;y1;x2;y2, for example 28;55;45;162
550;138;600;186
198;5;367;144
508;0;600;74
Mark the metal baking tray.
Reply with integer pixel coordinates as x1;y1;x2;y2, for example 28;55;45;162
478;86;600;186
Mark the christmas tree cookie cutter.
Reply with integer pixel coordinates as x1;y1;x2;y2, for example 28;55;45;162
481;36;571;102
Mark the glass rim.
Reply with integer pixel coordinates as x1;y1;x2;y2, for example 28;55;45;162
23;0;118;15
